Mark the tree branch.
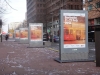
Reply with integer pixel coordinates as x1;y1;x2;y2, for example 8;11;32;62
4;0;18;11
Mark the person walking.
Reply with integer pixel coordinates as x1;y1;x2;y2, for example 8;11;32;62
5;34;9;41
46;33;49;41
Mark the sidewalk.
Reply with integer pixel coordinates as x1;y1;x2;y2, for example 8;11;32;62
0;40;100;75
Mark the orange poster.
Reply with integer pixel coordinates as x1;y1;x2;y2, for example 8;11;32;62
63;13;85;48
30;25;42;41
9;33;13;38
15;30;20;38
20;29;28;39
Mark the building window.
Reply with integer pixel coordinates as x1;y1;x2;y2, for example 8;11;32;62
69;5;73;9
96;2;100;8
39;0;43;2
96;18;100;24
74;5;80;10
88;5;92;10
74;0;78;1
80;5;83;9
88;0;93;2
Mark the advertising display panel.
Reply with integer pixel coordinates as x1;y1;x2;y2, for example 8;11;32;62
63;13;85;48
19;28;28;44
15;30;20;41
31;25;42;41
29;23;43;47
55;10;89;62
9;33;13;38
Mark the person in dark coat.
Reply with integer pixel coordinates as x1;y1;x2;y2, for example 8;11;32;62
5;34;9;41
46;33;49;41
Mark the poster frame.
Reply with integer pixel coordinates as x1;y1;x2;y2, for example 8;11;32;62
28;23;43;48
55;10;90;62
19;28;28;44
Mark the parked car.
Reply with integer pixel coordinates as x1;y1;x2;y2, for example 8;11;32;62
50;35;59;42
54;36;59;42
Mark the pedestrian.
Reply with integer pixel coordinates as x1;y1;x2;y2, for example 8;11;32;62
46;33;49;41
5;34;9;41
50;34;52;42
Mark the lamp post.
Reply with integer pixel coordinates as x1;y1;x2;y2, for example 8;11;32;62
0;19;2;42
50;13;54;43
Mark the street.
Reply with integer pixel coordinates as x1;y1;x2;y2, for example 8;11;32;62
0;39;99;75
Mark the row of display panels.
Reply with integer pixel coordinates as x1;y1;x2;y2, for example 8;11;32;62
9;10;89;62
9;10;87;49
9;23;43;41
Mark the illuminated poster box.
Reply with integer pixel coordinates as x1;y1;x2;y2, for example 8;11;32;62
30;25;42;41
9;33;13;38
28;23;43;47
20;28;28;39
63;13;85;48
15;30;20;39
19;28;28;44
55;10;89;62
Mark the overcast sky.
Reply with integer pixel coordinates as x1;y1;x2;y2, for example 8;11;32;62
2;0;85;33
2;0;26;33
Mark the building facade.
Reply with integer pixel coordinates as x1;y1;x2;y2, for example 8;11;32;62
22;20;27;27
8;22;23;32
27;0;83;34
85;0;100;25
27;0;46;29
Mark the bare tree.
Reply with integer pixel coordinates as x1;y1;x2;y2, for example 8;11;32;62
0;1;8;43
0;0;9;26
0;0;17;25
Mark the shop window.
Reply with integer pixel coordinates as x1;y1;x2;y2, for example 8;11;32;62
96;18;100;24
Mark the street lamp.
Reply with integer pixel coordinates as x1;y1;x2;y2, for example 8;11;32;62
0;19;2;42
50;13;54;43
